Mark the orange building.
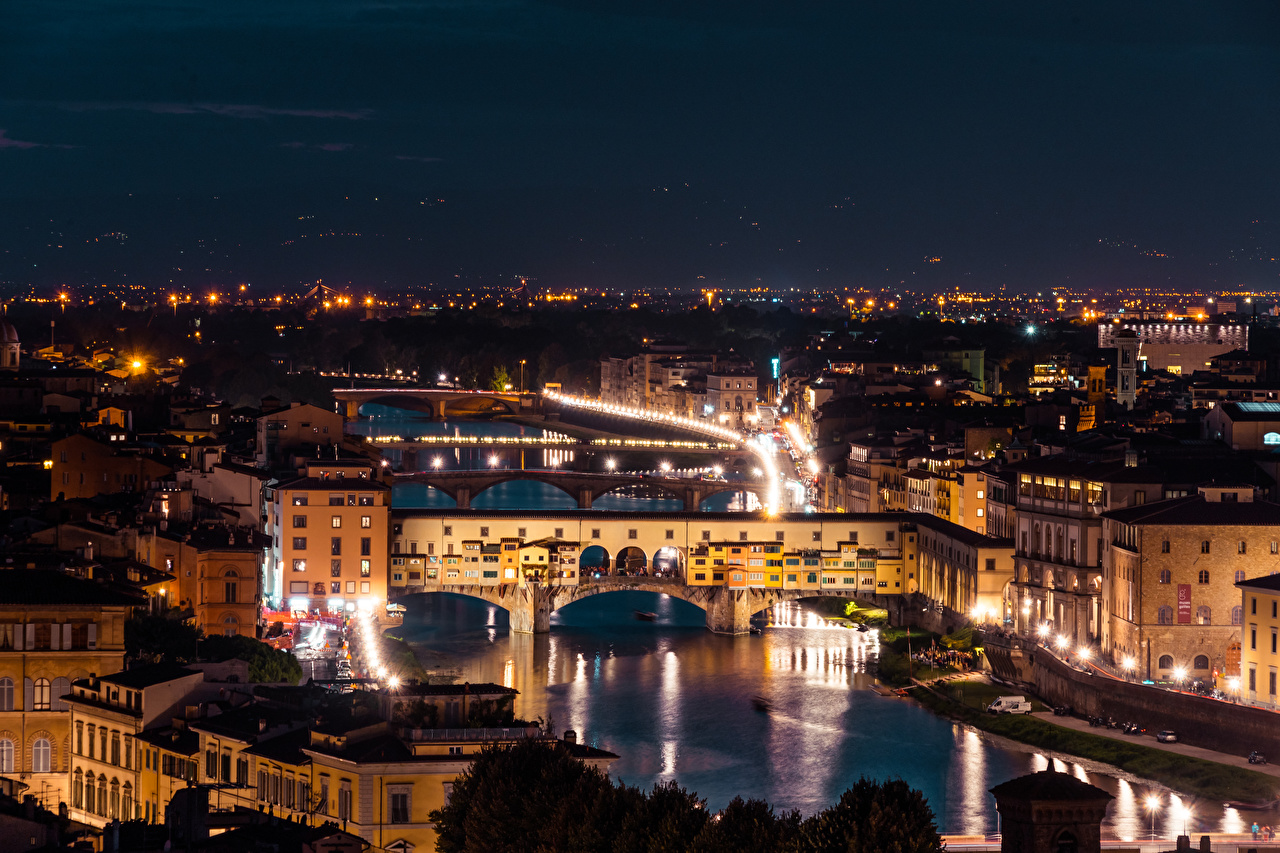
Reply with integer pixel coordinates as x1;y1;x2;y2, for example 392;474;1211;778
50;434;172;501
267;461;390;615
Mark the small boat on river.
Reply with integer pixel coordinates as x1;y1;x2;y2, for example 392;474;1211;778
751;696;772;713
634;610;657;622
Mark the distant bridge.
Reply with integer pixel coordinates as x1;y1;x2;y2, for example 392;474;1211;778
333;387;538;420
393;470;764;510
368;435;738;456
393;575;869;634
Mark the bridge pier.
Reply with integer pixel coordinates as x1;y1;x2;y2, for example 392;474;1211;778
704;586;759;634
455;486;471;509
509;586;553;634
577;488;593;509
345;400;360;419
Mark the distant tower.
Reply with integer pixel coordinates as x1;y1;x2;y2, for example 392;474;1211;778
0;320;17;371
1115;329;1138;409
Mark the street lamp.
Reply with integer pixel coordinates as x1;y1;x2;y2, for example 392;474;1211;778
519;359;526;394
488;455;500;468
1172;666;1187;689
1144;795;1161;840
605;458;616;471
660;461;671;473
432;457;443;469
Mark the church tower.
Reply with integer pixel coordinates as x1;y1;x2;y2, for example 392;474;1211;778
0;321;18;371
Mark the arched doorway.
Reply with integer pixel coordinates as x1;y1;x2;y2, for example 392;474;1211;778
615;546;647;575
651;546;684;578
580;546;611;574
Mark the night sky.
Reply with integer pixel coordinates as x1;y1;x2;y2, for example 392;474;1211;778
1;1;1277;293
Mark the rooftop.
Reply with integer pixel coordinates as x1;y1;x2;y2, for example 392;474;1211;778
1103;495;1280;527
990;770;1113;802
0;570;142;607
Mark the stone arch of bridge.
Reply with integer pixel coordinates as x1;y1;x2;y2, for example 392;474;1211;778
466;473;581;505
591;480;687;505
354;394;439;418
694;481;768;508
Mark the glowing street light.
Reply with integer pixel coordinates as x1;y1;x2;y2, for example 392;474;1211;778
1172;666;1187;686
1144;795;1161;839
1036;623;1050;639
605;458;616;471
1054;635;1069;651
488;455;500;468
712;466;722;477
1077;646;1092;661
432;457;443;469
660;461;671;473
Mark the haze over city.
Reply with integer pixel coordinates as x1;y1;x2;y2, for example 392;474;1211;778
3;1;1278;294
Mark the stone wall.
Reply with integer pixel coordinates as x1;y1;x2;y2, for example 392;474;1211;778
1028;647;1280;759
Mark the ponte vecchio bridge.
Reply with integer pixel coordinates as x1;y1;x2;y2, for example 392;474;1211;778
385;509;1015;634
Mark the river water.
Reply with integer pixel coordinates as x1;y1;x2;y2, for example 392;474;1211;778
351;405;1261;837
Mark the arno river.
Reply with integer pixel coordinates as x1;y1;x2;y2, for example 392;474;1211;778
351;406;1259;837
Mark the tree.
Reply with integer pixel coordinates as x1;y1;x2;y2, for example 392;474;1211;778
489;365;512;392
613;781;709;853
125;611;201;665
200;634;303;684
691;796;802;853
431;738;629;853
797;778;943;853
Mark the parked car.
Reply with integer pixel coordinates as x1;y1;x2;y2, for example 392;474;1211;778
1156;730;1179;743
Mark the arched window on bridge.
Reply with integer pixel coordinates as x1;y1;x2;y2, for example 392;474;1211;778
1157;654;1174;669
1192;654;1209;670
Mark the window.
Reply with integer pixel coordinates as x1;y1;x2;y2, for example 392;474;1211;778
1158;654;1174;669
1158;569;1170;584
1241;541;1249;554
332;515;342;528
0;678;12;712
629;529;638;540
1161;540;1170;554
1197;606;1211;625
361;537;371;556
331;537;342;555
1253;627;1259;650
225;579;238;603
292;559;306;572
331;559;342;577
361;516;371;528
390;789;411;823
1201;540;1210;554
739;531;749;541
665;530;674;540
292;515;306;528
479;527;489;538
338;784;352;821
985;558;996;572
292;495;308;506
1236;570;1247;583
1232;605;1243;625
361;560;371;577
32;738;50;773
292;537;307;550
1157;606;1173;625
1197;569;1209;584
0;739;12;773
51;677;69;711
31;678;50;711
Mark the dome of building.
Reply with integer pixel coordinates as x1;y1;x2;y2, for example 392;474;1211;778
0;321;17;345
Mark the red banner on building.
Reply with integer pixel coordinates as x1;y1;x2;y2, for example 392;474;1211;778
1177;584;1192;623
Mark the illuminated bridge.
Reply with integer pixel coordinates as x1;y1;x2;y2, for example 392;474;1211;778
386;509;1015;634
393;470;766;510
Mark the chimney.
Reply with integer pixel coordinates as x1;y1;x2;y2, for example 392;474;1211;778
23;794;35;820
85;542;93;560
563;730;577;745
1176;835;1190;852
1200;836;1212;853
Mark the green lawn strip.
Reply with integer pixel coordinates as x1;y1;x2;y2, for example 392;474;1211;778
933;680;1050;713
909;686;1280;804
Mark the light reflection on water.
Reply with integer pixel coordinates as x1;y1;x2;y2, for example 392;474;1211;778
395;593;1278;834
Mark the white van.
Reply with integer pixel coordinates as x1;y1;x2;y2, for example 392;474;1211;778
986;695;1032;715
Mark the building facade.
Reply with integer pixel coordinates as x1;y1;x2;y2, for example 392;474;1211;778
267;461;391;614
1103;486;1280;683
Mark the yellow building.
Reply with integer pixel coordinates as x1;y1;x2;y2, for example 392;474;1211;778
137;525;264;639
187;685;616;852
0;571;137;809
64;663;206;826
268;461;391;617
1236;574;1280;707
